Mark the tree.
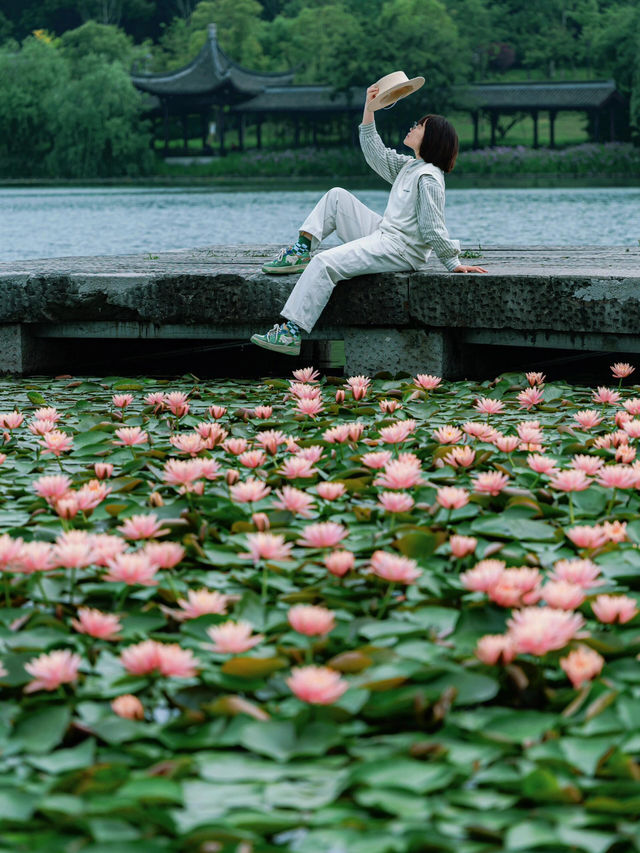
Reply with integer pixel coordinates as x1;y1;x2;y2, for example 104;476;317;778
370;0;469;109
0;32;152;178
265;4;364;86
189;0;267;67
59;19;136;67
46;59;153;176
445;0;495;79
154;0;270;70
0;12;13;44
586;3;639;93
0;37;64;175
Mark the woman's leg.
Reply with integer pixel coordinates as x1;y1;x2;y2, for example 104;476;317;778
300;187;382;250
281;232;409;333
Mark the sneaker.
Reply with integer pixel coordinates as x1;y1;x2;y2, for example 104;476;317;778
250;322;301;356
262;246;311;275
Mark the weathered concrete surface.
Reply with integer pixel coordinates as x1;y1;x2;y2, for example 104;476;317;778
0;245;638;375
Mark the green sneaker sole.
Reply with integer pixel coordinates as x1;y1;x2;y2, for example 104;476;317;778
250;334;301;356
262;259;311;275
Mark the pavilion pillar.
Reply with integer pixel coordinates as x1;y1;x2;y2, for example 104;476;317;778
238;113;245;151
294;116;300;147
549;109;556;148
472;111;479;149
531;109;539;149
181;113;189;153
256;119;262;149
312;121;318;146
593;109;600;142
489;111;498;147
218;106;225;156
609;104;615;141
162;100;170;156
200;109;210;151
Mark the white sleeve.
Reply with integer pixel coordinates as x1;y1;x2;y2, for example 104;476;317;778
416;175;461;272
359;121;413;185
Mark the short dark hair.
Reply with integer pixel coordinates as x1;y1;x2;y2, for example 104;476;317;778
417;114;459;173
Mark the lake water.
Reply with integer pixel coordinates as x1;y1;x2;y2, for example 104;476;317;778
0;185;638;262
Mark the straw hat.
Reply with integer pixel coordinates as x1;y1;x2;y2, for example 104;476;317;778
368;71;425;111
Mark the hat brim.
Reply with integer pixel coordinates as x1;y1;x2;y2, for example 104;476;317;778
369;76;425;111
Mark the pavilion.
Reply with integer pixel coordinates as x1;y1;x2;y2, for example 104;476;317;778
131;24;626;154
458;80;626;148
131;23;295;154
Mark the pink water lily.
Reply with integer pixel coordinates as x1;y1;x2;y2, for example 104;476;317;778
560;646;604;688
436;486;469;509
591;594;638;624
287;665;348;704
206;620;264;654
175;589;229;620
414;374;441;390
272;485;315;517
114;426;148;446
118;513;169;540
611;362;635;379
71;607;122;640
475;634;515;665
288;604;335;636
449;535;477;558
24;649;82;692
104;553;159;586
243;532;293;563
230;477;271;503
316;481;346;501
506;607;585;656
324;550;355;577
297;522;348;548
525;371;546;386
111;694;144;720
369;550;421;584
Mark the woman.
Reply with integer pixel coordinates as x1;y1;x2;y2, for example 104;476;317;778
251;82;487;356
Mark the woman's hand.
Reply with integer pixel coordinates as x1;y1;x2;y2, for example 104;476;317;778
453;265;488;273
365;84;380;106
362;84;379;124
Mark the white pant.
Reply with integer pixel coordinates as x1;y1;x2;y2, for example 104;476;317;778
280;187;411;333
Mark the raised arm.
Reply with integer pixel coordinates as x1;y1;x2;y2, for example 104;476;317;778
359;83;413;185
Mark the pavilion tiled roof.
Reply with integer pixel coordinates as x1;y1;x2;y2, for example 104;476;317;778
131;24;294;101
231;86;360;113
458;80;621;110
230;80;622;115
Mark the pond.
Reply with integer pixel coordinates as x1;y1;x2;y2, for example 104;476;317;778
0;185;638;262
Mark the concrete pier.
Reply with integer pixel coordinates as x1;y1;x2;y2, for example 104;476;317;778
0;245;638;376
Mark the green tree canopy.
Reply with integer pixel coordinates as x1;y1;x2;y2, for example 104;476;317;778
59;19;136;68
0;32;152;178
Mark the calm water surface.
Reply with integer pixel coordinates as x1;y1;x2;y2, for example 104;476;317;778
0;186;638;261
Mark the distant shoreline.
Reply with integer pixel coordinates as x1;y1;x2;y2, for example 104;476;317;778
1;174;639;190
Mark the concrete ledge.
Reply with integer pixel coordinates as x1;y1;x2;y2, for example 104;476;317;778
0;245;638;376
